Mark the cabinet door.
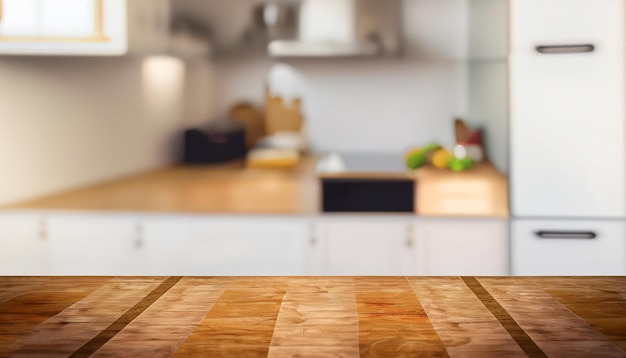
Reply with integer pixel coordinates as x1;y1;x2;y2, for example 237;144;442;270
0;212;50;275
318;219;415;276
418;219;508;276
510;53;625;218
511;0;624;55
141;217;308;276
47;214;138;275
512;220;625;276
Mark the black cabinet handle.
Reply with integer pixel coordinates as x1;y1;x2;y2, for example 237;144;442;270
536;44;595;54
535;231;597;239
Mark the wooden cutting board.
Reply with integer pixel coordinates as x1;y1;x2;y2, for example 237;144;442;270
265;87;304;135
229;102;265;148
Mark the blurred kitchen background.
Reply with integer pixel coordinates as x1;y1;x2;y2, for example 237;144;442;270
0;0;624;277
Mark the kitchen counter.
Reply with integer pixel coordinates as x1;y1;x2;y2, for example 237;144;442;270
1;276;624;357
6;157;509;217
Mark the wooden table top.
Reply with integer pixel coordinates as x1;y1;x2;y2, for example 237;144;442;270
1;277;624;357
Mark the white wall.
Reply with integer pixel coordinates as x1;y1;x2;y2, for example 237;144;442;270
272;60;467;153
0;56;186;205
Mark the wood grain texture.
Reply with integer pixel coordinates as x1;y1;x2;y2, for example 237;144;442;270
355;277;448;357
9;277;164;357
0;277;624;357
478;277;626;357
409;277;527;357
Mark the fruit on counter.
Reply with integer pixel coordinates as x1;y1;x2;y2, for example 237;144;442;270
406;150;428;170
405;147;422;159
448;157;474;172
431;149;453;169
405;143;441;170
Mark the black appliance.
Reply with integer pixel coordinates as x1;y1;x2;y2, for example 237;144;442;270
183;122;247;164
322;178;414;212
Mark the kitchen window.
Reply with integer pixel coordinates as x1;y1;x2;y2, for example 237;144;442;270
0;0;107;42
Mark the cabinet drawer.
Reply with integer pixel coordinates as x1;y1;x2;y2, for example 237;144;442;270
47;214;138;275
419;219;508;276
141;217;308;276
512;220;625;275
511;0;624;55
317;219;415;276
0;212;50;275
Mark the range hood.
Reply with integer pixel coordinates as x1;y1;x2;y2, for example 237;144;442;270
268;0;401;58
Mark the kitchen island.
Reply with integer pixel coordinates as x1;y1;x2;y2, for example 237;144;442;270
1;276;625;357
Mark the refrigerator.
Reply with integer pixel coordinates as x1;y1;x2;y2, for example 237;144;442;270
469;0;626;275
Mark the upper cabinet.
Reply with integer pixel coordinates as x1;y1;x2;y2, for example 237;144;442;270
0;0;169;56
510;0;624;55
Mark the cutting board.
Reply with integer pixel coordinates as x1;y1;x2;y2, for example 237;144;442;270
265;87;304;135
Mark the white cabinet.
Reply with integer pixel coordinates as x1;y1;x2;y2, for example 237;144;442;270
0;0;169;55
139;216;308;276
0;212;50;275
512;220;625;276
418;219;508;276
46;213;139;275
0;212;514;276
509;0;626;218
510;0;624;55
510;51;626;218
313;218;415;276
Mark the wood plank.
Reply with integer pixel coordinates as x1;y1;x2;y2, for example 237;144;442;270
355;277;448;357
173;281;285;357
0;277;109;357
269;277;359;356
10;278;165;357
409;277;526;357
533;277;626;351
92;277;229;357
478;277;626;357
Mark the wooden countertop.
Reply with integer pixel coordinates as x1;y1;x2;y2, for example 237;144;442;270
416;162;509;218
6;157;509;217
7;158;321;215
1;276;624;357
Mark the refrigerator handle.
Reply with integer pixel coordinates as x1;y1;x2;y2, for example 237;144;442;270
535;231;597;239
535;44;595;54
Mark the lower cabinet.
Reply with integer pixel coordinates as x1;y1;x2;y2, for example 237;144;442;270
138;216;308;276
418;219;509;276
312;218;415;275
46;214;140;275
0;212;513;276
0;212;50;275
512;219;625;276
